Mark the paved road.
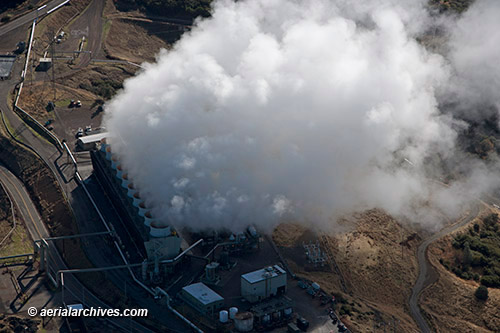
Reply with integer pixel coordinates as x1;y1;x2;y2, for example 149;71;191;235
409;204;480;333
0;165;151;332
0;0;70;37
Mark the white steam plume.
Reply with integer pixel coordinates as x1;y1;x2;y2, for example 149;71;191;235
104;0;498;232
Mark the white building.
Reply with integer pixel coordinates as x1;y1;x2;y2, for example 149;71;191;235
241;265;287;303
181;282;224;316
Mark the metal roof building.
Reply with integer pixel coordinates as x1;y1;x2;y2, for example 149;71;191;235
77;132;108;150
180;282;224;316
241;265;287;303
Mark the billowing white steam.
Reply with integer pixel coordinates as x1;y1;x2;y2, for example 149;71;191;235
104;0;500;232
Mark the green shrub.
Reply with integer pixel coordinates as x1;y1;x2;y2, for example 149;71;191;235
474;285;488;301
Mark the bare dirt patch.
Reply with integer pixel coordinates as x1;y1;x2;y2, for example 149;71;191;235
273;209;421;332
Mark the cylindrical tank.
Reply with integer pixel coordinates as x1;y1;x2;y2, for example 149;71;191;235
143;211;154;227
205;262;219;282
132;192;141;207
234;312;253;332
149;221;171;237
105;146;112;160
115;165;123;179
229;307;238;319
138;201;147;217
219;310;228;323
127;183;137;197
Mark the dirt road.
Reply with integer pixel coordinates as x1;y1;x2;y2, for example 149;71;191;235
409;204;480;332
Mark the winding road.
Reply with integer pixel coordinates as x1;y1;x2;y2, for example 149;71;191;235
409;204;480;332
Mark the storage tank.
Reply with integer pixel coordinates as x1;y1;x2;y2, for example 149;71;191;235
219;310;228;323
143;211;154;227
229;307;238;319
205;262;219;282
149;221;171;238
234;312;253;332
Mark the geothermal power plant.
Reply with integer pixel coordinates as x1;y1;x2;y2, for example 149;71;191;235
88;139;328;332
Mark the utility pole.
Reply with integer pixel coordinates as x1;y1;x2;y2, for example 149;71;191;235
50;30;56;101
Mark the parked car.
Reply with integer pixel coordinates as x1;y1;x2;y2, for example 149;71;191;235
76;100;82;107
76;127;83;137
44;118;54;126
298;280;308;289
85;125;92;134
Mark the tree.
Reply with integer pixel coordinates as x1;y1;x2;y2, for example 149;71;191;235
474;285;488;301
463;242;472;268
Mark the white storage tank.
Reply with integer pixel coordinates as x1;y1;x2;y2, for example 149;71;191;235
234;312;253;332
229;307;238;319
219;310;228;323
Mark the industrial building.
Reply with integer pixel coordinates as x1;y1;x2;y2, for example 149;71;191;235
91;141;182;278
241;265;287;303
181;282;224;316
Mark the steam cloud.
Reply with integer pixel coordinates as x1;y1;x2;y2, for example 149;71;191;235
104;0;500;232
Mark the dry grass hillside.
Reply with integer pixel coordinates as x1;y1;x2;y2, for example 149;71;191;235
421;206;500;332
273;209;421;332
